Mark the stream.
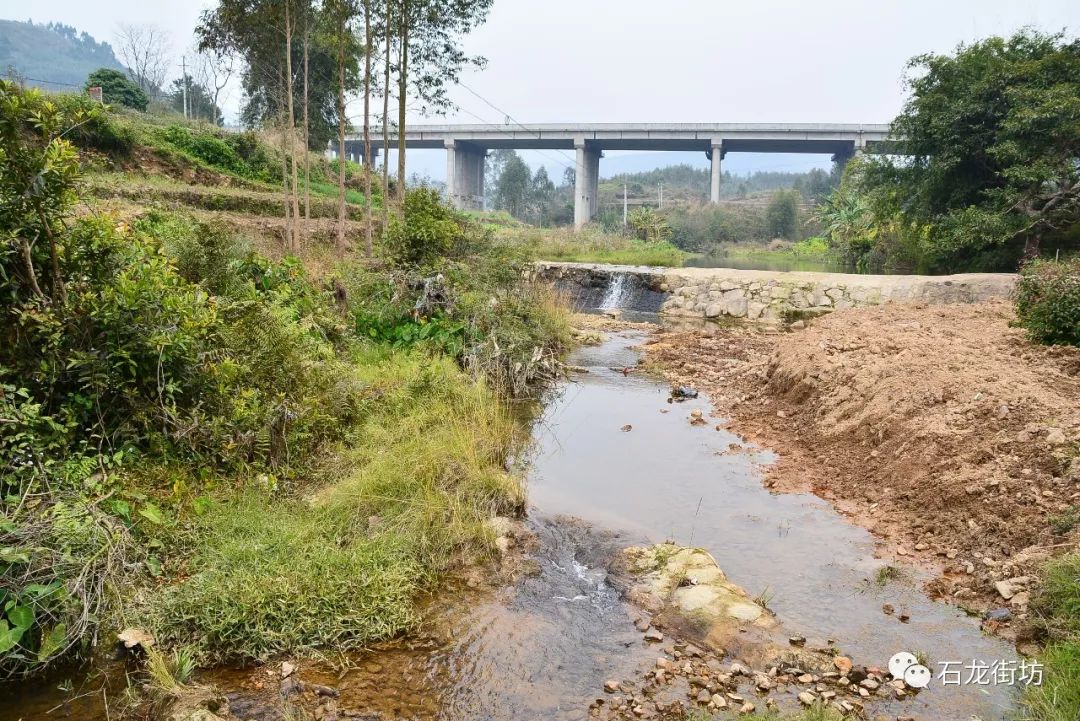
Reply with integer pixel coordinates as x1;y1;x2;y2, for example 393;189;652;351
6;321;1022;721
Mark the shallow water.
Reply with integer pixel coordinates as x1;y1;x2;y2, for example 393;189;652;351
525;331;1019;720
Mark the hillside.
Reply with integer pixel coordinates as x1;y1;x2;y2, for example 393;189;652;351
0;19;125;91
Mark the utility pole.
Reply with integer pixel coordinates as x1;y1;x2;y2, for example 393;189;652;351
623;183;628;225
658;182;663;209
181;56;189;119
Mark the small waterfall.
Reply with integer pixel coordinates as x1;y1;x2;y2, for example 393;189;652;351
598;273;631;311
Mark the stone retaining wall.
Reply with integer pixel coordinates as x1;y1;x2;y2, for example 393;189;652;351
535;262;1016;322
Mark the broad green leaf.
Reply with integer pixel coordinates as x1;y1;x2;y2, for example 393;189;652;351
7;605;33;631
137;504;165;525
36;624;66;662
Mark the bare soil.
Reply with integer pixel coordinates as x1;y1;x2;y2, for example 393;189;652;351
644;301;1080;642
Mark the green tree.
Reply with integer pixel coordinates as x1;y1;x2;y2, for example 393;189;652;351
869;29;1080;266
85;67;149;111
494;152;531;219
529;166;555;224
766;190;799;239
167;76;223;123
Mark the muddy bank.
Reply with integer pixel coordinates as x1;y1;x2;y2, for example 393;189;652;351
644;300;1080;641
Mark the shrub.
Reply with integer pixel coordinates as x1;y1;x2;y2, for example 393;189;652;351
383;187;475;267
52;93;135;155
1015;257;1080;346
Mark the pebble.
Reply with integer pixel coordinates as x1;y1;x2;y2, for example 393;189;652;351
798;691;817;706
995;580;1016;600
788;635;806;647
644;628;664;643
738;702;755;714
833;656;853;674
604;680;619;693
984;607;1013;622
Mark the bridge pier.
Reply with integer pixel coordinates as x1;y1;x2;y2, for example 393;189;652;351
709;141;724;204
445;139;485;211
574;139;601;229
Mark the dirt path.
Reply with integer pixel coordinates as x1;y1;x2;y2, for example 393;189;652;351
643;301;1080;645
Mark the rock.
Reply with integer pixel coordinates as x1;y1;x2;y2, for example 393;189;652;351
604;680;620;693
634;617;651;632
730;662;751;676
848;666;868;684
788;635;806;647
983;607;1013;622
738;701;755;714
724;297;749;318
281;661;295;678
995;580;1016;600
644;628;664;643
914;542;929;551
833;656;853;674
671;386;698;400
790;320;807;330
696;689;711;704
710;694;727;709
118;628;155;650
1046;428;1067;445
621;424;633;432
1010;591;1031;607
882;604;894;615
690;409;703;419
705;303;723;319
860;679;879;690
619;543;775;643
798;691;817;706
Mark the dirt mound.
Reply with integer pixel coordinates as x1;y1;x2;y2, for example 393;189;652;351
646;301;1080;634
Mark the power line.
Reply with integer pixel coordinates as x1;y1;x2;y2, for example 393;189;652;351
455;80;578;168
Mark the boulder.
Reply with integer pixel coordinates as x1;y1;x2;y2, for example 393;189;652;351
614;543;776;647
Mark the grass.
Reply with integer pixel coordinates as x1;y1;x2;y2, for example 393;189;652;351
498;225;688;267
148;349;524;664
85;172;370;221
874;564;904;587
681;701;844;720
1020;554;1080;721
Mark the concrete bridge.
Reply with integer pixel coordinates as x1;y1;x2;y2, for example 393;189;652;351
337;123;892;227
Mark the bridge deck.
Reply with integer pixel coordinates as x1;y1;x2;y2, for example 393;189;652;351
348;122;892;153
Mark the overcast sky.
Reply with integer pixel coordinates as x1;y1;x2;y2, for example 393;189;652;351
10;0;1080;179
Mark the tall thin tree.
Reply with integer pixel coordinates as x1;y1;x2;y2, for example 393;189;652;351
334;2;349;250
381;0;392;227
362;0;374;256
395;0;408;206
302;5;311;222
284;0;302;251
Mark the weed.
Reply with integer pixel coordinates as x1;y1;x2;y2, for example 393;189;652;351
1050;506;1080;536
753;586;775;609
874;565;904;587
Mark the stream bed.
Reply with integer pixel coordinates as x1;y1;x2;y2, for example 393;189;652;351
6;328;1021;721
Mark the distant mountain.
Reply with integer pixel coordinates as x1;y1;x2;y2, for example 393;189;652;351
0;19;125;91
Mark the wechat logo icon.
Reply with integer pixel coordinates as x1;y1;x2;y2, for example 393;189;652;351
889;651;932;689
